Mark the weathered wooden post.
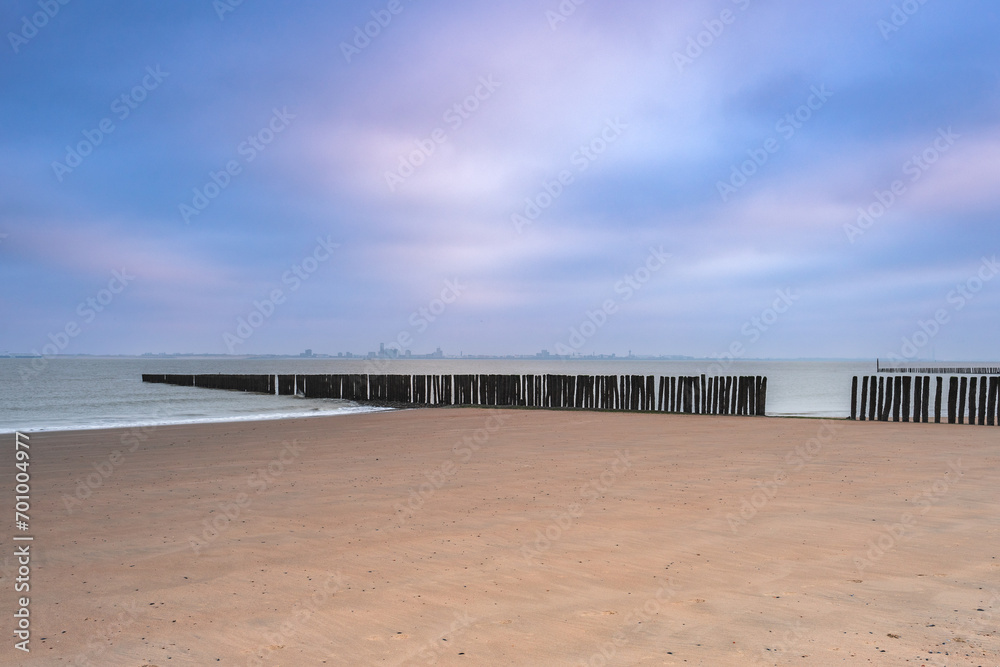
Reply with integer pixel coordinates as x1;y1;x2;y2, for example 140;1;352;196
902;376;912;422
968;377;978;425
978;376;987;425
957;377;968;425
934;377;943;423
859;376;869;421
850;376;858;420
921;376;930;422
876;376;884;420
988;377;999;426
947;377;958;424
879;377;891;421
892;377;902;422
868;376;877;421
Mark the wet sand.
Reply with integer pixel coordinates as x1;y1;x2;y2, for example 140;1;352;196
8;408;999;665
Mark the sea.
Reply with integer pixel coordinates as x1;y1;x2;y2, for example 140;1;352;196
0;357;983;434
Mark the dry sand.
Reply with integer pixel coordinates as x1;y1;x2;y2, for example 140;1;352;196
5;408;998;666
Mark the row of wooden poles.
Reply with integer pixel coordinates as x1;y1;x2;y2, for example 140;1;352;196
879;366;1000;375
141;373;274;393
142;373;768;416
851;375;1000;425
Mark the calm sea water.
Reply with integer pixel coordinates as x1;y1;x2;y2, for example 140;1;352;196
0;357;970;433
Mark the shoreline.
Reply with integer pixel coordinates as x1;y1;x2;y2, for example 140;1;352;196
8;398;995;436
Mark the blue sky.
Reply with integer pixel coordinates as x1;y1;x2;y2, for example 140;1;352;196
1;0;998;359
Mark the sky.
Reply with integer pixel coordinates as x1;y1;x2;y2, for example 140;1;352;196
1;0;998;360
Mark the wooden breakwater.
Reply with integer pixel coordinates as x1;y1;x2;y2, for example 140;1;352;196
850;374;1000;425
877;365;1000;375
142;373;768;416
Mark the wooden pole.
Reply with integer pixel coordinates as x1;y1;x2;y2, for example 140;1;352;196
934;377;943;423
922;376;930;423
988;377;998;426
880;377;892;421
859;376;869;421
760;375;767;417
901;376;911;422
892;376;902;422
968;377;978;426
868;376;878;421
947;377;958;424
876;376;884;420
957;377;968;425
850;376;858;420
978;376;988;426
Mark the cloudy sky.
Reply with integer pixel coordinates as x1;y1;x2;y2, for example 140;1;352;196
2;0;998;359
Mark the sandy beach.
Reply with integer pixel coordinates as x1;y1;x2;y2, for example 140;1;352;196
7;408;998;666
